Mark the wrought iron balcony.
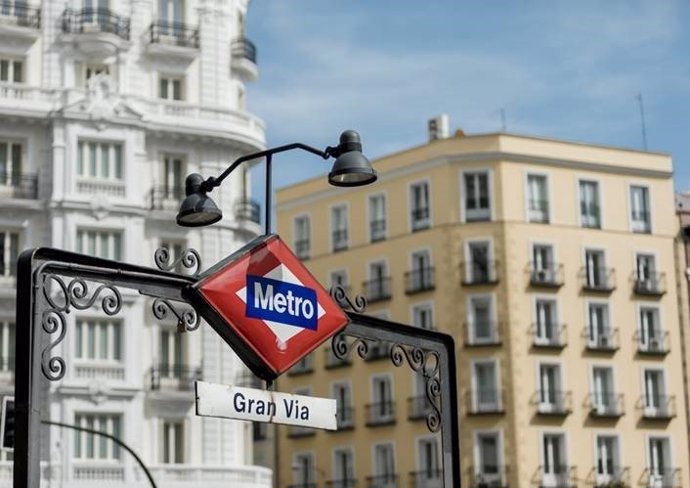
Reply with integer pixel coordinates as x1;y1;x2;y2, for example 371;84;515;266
149;20;199;48
642;468;681;488
580;202;601;228
528;262;564;288
528;199;550;223
590;466;629;488
364;341;392;361
61;8;131;40
633;272;666;296
408;395;434;421
149;364;201;391
325;347;351;369
370;219;386;242
461;261;499;285
530;323;567;349
231;37;257;63
336;406;354;430
587;393;624;418
405;267;435;294
150;185;184;211
0;172;38;199
639;395;676;419
365;401;395;426
631;210;651;233
537;465;577;488
234;198;261;224
362;277;392;303
580;267;616;293
464;321;502;347
332;230;348;252
411;207;430;231
410;469;443;488
366;473;398;488
294;239;310;260
466;389;504;415
585;328;619;352
468;466;509;488
535;390;572;416
327;479;357;488
635;330;669;355
0;1;40;28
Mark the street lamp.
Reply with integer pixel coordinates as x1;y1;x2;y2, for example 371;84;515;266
176;130;376;233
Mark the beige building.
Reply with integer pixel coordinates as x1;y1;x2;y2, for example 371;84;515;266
273;128;689;488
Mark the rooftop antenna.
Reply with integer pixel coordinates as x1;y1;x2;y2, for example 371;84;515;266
636;93;648;151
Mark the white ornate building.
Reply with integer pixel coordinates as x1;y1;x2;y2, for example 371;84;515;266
0;0;271;486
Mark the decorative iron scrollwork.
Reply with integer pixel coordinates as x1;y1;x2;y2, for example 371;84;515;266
154;247;202;277
329;285;366;313
152;298;200;332
39;271;122;381
331;332;369;360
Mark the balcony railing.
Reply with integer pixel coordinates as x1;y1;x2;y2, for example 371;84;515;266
149;20;199;48
62;8;131;40
461;261;499;285
528;262;564;288
148;464;272;486
405;267;435;294
366;474;398;488
408;395;434;421
535;390;572;415
332;230;348;251
588;393;624;418
589;466;630;488
642;468;681;488
639;395;676;419
633;272;666;296
370;219;386;242
365;342;392;361
530;323;567;349
580;267;616;293
365;401;395;426
631;211;651;233
410;469;443;488
411;207;430;231
336;406;354;430
0;1;40;28
585;328;619;352
537;465;577;488
363;277;392;303
294;239;310;260
231;37;257;63
528;199;550;223
149;364;201;391
635;330;670;355
234;198;261;224
325;347;351;369
150;185;184;211
0;172;38;199
466;389;504;415
327;479;357;488
464;321;502;347
468;465;509;488
580;202;601;228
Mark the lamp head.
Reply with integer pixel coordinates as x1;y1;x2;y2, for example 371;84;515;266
328;130;377;187
176;173;223;227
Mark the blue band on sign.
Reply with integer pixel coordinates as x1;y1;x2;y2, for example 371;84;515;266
246;275;318;330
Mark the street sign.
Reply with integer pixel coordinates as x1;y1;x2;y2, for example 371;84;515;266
184;234;349;380
196;381;337;430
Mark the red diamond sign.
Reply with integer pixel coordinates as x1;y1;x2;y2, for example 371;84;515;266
184;234;349;381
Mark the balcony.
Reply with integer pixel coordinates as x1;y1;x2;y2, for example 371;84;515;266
362;277;392;303
74;362;125;381
0;1;40;42
530;323;567;349
147;20;199;59
635;330;670;355
327;479;357;488
411;207;430;231
466;389;504;415
587;393;624;418
410;470;443;488
370;219;386;242
365;401;395;426
364;341;392;361
580;202;601;229
468;466;509;488
287;355;313;376
585;328;619;352
461;261;499;286
535;390;572;416
528;262;564;288
336;406;355;430
639;395;676;420
633;272;666;297
332;229;348;252
528;199;550;223
148;464;272;488
150;185;183;211
631;211;651;234
589;467;629;488
464;321;502;347
408;395;434;421
325;347;351;369
642;468;681;488
537;465;577;488
294;239;310;260
405;267;435;294
234;198;261;224
231;37;258;81
61;8;131;56
580;267;616;293
0;172;38;200
366;474;398;488
149;364;201;391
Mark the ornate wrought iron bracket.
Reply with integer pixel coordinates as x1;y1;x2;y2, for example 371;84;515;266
152;247;202;331
329;285;367;313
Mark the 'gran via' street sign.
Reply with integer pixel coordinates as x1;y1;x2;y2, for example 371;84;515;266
195;381;337;430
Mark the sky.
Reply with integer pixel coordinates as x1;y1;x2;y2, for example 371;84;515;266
245;1;690;208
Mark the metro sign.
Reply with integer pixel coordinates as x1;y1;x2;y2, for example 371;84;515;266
184;234;349;381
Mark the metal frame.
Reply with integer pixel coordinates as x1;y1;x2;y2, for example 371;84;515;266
13;248;460;488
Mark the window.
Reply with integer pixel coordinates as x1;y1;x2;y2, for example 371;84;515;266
542;434;567;485
465;241;494;284
159;75;183;101
0;141;22;186
412;303;434;330
161;421;184;463
76;230;123;260
591;367;615;413
75;319;122;362
647;437;672;485
369;194;386;242
534;298;558;346
162;155;184;196
77;141;123;180
370;375;394;424
584;249;609;290
0;231;19;278
373;443;396;484
463;171;490;221
333;448;355;483
294;215;310;259
331;205;348;251
639;306;664;352
587;303;612;348
475;432;501;482
74;413;122;460
595;436;620;484
0;58;22;83
333;382;353;428
410;181;430;230
468;295;495;344
159;0;183;24
417;437;441;482
0;321;14;372
160;328;183;375
630;185;651;233
643;369;668;415
538;364;564;412
579;180;600;228
293;452;315;487
365;261;390;302
635;253;661;293
473;361;499;412
407;250;433;293
527;174;549;223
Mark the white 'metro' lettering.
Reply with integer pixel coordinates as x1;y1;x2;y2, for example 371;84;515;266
254;281;315;319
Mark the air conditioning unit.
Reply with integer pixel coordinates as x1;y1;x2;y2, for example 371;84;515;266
428;114;449;141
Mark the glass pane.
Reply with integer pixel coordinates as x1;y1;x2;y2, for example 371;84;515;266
0;143;6;178
160;78;168;99
12;61;22;83
77;142;83;175
89;142;97;177
113;324;121;360
0;60;7;82
172;79;181;100
114;145;122;179
100;143;109;178
113;234;122;260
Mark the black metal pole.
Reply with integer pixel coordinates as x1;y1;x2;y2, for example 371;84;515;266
265;153;272;235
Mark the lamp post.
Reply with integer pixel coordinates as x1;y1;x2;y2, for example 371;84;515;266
176;130;377;232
